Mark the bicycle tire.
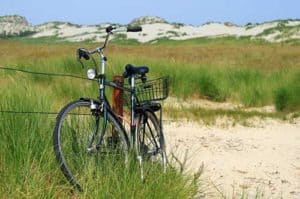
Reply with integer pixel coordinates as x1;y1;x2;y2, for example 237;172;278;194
53;99;129;190
135;109;167;177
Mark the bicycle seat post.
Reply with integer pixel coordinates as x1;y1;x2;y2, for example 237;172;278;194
129;75;136;145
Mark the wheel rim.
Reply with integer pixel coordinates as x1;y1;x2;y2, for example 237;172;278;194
55;101;128;189
137;112;166;168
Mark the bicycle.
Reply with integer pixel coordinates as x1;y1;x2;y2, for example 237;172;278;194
53;25;169;190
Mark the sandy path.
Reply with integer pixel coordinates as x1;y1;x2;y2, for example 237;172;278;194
164;118;300;198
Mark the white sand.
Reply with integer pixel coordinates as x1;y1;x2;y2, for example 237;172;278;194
164;118;300;198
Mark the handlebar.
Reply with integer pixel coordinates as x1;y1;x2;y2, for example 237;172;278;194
77;25;142;67
78;25;142;55
106;25;142;33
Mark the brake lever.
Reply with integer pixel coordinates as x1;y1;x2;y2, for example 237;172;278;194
90;56;97;68
76;50;97;69
77;48;92;68
77;57;85;68
76;50;85;68
77;48;90;60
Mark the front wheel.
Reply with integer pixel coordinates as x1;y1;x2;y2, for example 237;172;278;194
53;99;129;190
135;110;167;179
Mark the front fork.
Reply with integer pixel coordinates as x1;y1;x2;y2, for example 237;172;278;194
86;99;107;153
95;73;110;149
87;73;108;153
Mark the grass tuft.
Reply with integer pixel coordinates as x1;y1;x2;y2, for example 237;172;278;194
273;71;300;111
274;87;290;111
198;72;225;101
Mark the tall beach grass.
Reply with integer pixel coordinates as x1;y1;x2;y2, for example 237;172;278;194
0;71;200;198
1;36;300;197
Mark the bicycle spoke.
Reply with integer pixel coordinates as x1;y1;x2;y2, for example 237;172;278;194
53;100;129;190
136;110;166;169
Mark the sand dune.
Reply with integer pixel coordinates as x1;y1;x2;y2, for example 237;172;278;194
1;15;300;43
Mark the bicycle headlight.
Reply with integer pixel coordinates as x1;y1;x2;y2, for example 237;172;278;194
87;68;96;80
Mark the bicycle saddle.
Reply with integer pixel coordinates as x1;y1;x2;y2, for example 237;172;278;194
123;64;149;78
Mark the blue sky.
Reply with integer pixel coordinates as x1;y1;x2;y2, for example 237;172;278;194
0;0;299;25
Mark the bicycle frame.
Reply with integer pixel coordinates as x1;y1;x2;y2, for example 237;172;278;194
54;26;168;189
95;32;138;148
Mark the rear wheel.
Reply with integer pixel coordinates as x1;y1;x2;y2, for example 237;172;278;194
53;99;129;190
136;110;167;179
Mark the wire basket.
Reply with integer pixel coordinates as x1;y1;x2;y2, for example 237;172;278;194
124;76;170;105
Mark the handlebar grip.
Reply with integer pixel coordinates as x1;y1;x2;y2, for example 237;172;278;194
106;26;115;33
127;26;142;32
77;48;90;60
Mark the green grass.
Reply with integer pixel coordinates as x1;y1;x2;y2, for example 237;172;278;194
165;106;288;126
0;76;200;198
148;36;271;46
2;38;300;112
2;35;70;44
274;72;300;111
123;55;300;110
2;38;300;111
1;36;300;198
